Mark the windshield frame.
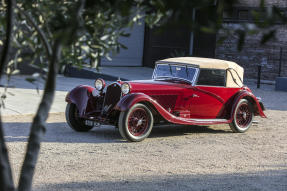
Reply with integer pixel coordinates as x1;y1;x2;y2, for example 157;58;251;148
152;63;199;85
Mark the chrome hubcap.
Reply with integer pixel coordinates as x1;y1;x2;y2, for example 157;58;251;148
242;112;247;120
137;118;143;126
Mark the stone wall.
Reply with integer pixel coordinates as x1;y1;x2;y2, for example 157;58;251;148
215;1;287;80
236;0;287;7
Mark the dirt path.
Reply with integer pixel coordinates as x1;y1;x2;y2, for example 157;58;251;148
3;109;287;191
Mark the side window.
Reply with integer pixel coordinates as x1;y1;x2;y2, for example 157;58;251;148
196;69;226;86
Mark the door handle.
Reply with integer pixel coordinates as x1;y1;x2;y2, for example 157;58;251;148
191;94;200;98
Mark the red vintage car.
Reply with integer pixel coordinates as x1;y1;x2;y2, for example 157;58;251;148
65;57;266;142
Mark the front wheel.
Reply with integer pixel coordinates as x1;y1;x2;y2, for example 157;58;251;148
65;103;93;132
229;99;254;133
118;103;154;142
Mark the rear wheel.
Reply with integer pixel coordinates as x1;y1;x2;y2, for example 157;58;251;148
118;103;153;142
229;99;254;133
65;103;93;132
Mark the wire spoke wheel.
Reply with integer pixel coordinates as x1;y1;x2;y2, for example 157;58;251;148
119;103;154;142
128;108;148;136
236;103;252;128
230;99;254;133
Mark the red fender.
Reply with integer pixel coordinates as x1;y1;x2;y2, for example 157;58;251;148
230;90;267;119
65;85;95;116
115;93;227;125
115;93;156;112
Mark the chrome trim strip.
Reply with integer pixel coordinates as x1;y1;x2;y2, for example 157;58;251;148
187;118;228;122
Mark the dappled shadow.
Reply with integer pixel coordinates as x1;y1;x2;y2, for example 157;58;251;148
0;75;95;92
35;169;287;191
3;122;123;144
3;121;231;143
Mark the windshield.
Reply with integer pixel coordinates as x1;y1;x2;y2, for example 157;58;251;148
153;64;198;83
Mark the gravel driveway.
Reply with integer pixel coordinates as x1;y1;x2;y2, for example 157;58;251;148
3;83;287;191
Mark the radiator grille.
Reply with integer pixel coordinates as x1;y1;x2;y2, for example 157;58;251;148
102;83;122;113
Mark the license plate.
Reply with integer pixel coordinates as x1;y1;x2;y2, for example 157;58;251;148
85;120;94;126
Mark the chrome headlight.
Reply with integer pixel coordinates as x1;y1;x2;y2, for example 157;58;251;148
121;83;130;94
94;78;105;91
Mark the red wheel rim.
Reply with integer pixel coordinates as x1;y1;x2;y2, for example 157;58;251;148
236;103;252;129
128;108;149;136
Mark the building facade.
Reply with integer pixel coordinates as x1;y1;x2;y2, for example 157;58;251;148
102;0;287;81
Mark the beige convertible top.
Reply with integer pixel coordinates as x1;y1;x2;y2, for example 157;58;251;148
157;57;244;88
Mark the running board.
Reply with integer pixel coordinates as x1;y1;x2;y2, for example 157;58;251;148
188;118;228;122
170;116;230;125
186;118;229;125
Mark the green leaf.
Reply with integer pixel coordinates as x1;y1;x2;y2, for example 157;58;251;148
217;36;227;45
11;69;20;75
26;77;36;83
261;30;276;44
81;45;90;53
100;35;109;41
237;30;245;51
119;43;127;50
200;26;215;34
119;32;130;37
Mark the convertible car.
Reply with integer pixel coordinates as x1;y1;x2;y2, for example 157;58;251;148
65;57;266;142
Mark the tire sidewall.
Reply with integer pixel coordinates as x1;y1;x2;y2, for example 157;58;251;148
232;99;254;133
119;103;154;142
65;103;93;132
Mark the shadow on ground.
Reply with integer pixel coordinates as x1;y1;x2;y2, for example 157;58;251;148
3;122;231;143
35;169;287;191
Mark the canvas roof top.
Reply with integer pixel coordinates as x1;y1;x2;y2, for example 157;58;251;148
157;57;242;70
156;57;244;88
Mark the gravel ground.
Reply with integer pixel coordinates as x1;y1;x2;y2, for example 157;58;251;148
2;83;287;191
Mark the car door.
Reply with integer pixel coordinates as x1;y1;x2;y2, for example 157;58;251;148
188;69;227;119
189;86;225;119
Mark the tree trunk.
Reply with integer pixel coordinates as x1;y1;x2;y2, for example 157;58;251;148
0;0;16;190
17;40;62;191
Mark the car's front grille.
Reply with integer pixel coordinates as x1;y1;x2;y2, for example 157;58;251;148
102;83;121;113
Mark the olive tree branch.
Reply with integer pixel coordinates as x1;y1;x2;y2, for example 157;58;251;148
18;1;86;190
0;0;16;190
16;7;52;58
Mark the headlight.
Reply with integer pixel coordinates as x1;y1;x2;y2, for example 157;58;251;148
121;83;130;94
94;78;105;91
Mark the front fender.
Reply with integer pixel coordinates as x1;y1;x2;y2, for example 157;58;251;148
115;93;173;119
65;85;95;116
230;90;267;119
114;93;184;124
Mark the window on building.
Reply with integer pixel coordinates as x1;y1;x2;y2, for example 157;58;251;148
238;10;249;20
196;69;226;86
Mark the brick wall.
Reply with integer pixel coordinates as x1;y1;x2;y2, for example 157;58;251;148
215;0;287;80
